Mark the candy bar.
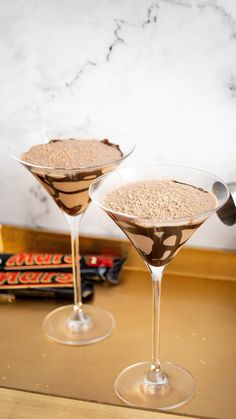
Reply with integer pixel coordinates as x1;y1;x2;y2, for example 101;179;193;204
0;253;125;284
0;253;126;300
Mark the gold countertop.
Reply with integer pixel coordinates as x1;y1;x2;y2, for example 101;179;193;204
0;225;235;419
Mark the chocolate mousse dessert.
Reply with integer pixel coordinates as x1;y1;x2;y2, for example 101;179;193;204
104;180;217;266
22;138;122;216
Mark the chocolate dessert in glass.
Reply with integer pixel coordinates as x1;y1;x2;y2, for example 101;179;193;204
10;125;134;345
90;165;229;410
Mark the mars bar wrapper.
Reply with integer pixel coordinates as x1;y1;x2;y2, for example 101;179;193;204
0;253;126;284
0;270;94;301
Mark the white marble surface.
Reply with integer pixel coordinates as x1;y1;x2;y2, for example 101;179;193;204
1;0;236;249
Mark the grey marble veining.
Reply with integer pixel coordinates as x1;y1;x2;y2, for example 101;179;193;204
1;0;236;249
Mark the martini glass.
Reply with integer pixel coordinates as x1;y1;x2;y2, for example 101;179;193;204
90;165;229;410
10;125;134;345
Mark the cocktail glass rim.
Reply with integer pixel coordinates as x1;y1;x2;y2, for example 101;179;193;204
10;124;135;172
90;163;230;225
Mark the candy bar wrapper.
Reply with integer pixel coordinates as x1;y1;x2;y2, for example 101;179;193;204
0;271;94;301
0;253;126;300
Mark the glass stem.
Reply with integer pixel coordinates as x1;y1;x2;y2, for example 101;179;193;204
146;265;166;384
66;213;84;317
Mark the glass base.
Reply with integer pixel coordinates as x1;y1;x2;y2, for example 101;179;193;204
115;361;195;410
43;304;115;345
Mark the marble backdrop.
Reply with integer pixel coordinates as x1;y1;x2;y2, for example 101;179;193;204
1;0;236;249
